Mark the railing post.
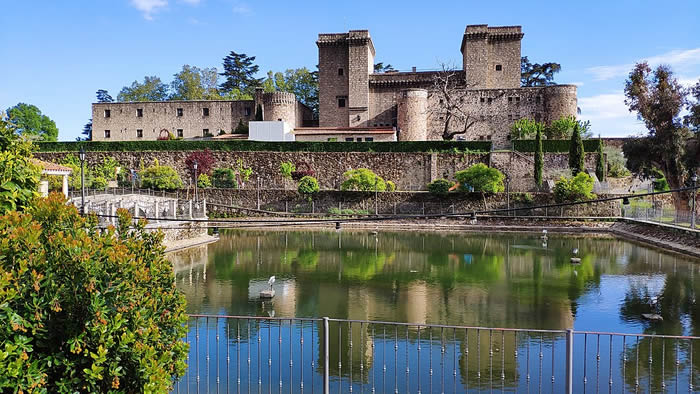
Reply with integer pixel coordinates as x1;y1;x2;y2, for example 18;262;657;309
323;317;330;394
566;329;574;394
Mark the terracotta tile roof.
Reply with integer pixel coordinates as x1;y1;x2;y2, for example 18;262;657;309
32;159;73;173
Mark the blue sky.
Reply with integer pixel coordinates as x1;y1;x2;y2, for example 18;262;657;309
1;0;699;141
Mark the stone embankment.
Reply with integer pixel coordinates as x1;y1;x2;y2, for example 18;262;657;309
610;219;700;258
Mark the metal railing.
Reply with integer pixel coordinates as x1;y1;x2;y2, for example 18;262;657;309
173;315;698;393
623;207;698;229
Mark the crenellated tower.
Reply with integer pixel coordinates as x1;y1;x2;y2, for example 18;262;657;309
461;25;523;89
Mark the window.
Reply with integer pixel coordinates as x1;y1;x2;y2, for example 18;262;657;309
479;136;484;140
487;97;492;104
487;135;492;140
136;129;143;138
508;97;513;103
535;96;541;104
508;114;513;121
277;118;282;121
356;138;362;142
177;129;183;138
177;108;183;117
202;129;209;136
495;64;502;71
203;108;209;116
365;137;374;142
104;130;110;138
338;98;346;108
338;68;344;76
244;107;251;116
104;109;111;118
327;137;338;142
137;108;143;117
439;99;444;104
345;137;354;142
480;97;485;103
515;97;520;103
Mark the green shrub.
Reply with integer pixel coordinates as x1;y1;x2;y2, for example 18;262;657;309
341;168;386;192
455;163;504;193
386;180;396;192
513;139;602;153
38;140;493;154
0;194;188;392
297;175;320;197
427;179;454;195
92;176;108;190
604;146;630;178
328;208;370;215
94;156;119;180
140;160;183;190
510;118;542;140
0;119;41;213
650;168;670;191
553;172;596;202
512;192;534;204
233;119;248;134
279;161;295;179
212;168;237;188
197;173;212;188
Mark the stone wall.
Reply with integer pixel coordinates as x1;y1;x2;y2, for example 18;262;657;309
35;150;601;193
317;33;350;127
200;189;621;217
461;25;522;89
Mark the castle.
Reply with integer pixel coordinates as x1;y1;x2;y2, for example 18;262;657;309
91;24;577;147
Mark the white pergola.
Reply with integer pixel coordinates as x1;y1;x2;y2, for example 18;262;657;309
33;159;73;198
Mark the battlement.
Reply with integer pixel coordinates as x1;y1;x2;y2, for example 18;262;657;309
262;91;296;105
461;25;523;53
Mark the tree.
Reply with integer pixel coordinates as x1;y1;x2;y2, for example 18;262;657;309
219;51;263;97
374;63;396;73
140;160;183;190
685;80;700;133
430;64;478;140
81;119;92;141
521;56;561;87
534;126;544;188
595;137;606;182
0;194;188;392
341;168;387;191
510;118;542;140
553;172;595;202
455;163;505;193
569;122;585;176
0;115;41;213
297;175;320;200
170;65;222;100
96;89;113;103
255;104;263;121
117;76;170;102
185;149;216;177
261;68;319;115
622;63;692;210
5;103;59;142
546;116;592;139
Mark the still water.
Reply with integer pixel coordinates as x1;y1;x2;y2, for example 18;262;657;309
169;229;700;392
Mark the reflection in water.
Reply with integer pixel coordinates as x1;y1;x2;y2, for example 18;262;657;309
169;229;700;392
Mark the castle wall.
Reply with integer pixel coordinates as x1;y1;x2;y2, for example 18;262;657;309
92;101;253;141
462;25;522;89
397;89;428;141
262;91;297;126
347;30;374;128
317;34;350;127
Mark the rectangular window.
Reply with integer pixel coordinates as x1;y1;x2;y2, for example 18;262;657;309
487;98;492;104
487;135;492;140
338;98;346;108
104;130;110;138
495;64;502;71
177;108;183;117
480;97;485;103
244;107;251;116
508;97;513;103
345;137;354;142
365;137;374;142
137;108;143;117
508;114;513;121
338;68;344;76
515;97;521;103
203;108;209;116
356;138;362;142
535;96;541;104
202;129;209;136
177;129;183;138
104;109;111;118
136;129;143;138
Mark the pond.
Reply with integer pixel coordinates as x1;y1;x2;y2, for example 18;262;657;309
168;229;700;393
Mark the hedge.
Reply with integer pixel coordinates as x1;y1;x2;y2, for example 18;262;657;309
513;139;602;152
38;140;492;153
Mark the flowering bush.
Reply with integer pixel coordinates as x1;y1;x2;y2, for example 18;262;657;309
0;193;188;392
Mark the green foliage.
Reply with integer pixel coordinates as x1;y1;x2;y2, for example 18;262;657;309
454;163;505;193
328;207;370;215
534;127;544;188
261;68;319;114
427;179;454;195
197;173;212;188
96;89;113;103
140;160;183;190
38;140;492;154
220;51;264;97
595;139;606;181
341;168;386;192
546;116;592;140
553;172;596;202
297;176;320;197
279;161;295;179
510;118;542;140
0;117;41;213
212;168;237;188
5;103;59;142
59;154;91;189
521;56;561;87
650;168;670;191
233;119;249;134
92;176;108;190
569;123;585;176
117;76;170;102
234;159;252;185
0;194;188;392
94;156;119;180
512;192;534;204
604;146;631;178
386;180;396;192
169;65;222;100
512;139;602;152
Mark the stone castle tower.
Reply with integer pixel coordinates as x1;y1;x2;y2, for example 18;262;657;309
461;25;523;89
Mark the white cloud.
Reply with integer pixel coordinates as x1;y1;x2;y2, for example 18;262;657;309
179;0;201;4
570;81;585;87
586;48;700;81
678;75;700;88
578;92;646;137
130;0;168;20
232;3;251;14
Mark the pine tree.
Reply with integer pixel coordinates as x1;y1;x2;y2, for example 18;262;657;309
219;51;264;97
595;137;606;181
569;123;585;176
534;125;544;188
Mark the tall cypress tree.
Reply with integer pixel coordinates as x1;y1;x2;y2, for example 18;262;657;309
534;125;544;188
595;137;606;181
569;123;585;176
